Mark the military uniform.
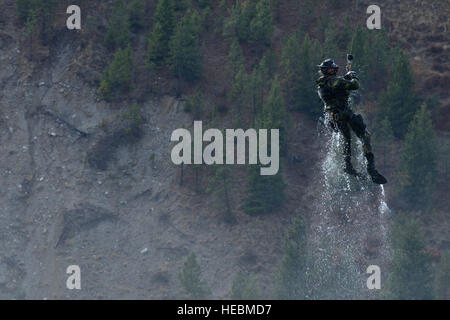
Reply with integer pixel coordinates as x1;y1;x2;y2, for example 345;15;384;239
316;59;387;184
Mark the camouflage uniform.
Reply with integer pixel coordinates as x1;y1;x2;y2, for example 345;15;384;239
317;70;387;184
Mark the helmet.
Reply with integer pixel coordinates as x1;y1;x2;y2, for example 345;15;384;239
318;58;339;75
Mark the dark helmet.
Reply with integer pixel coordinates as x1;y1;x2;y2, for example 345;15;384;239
318;58;339;75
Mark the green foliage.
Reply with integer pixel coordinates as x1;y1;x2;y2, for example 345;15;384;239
280;33;322;119
379;51;420;138
184;88;205;118
350;28;391;96
397;104;438;209
128;0;145;32
260;76;287;156
249;0;273;45
147;0;175;65
323;20;351;58
388;214;434;299
230;270;260;299
261;76;285;130
16;0;56;24
223;0;273;45
276;216;307;299
230;64;248;123
123;104;144;125
243;165;285;215
99;46;134;100
434;250;450;299
227;39;245;77
170;10;203;82
17;0;56;45
372;117;394;173
179;253;211;299
210;165;234;222
105;0;131;49
223;0;255;42
247;54;271;123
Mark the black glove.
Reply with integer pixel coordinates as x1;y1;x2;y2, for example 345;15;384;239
344;71;358;80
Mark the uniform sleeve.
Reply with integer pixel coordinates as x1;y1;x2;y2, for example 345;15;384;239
331;77;360;91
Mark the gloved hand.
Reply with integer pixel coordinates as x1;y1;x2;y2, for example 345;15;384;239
344;71;358;80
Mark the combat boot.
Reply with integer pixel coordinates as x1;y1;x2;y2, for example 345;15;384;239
366;153;387;184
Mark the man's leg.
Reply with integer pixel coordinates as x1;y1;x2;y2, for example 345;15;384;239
349;114;387;184
337;120;358;176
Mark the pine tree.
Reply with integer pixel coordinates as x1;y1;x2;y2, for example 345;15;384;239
211;165;234;223
239;73;283;210
276;216;307;299
227;38;245;77
184;88;205;119
230;64;248;125
248;64;265;125
230;270;260;299
128;0;145;32
389;215;434;299
223;0;256;42
249;0;273;46
16;0;56;43
261;76;285;129
179;253;211;299
372;117;394;174
105;0;131;49
170;10;202;82
261;76;286;154
147;0;175;65
281;33;322;119
99;46;134;100
379;51;419;138
397;104;438;209
243;165;285;215
350;28;391;97
23;8;39;61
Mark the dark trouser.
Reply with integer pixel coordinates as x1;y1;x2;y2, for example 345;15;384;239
330;110;375;170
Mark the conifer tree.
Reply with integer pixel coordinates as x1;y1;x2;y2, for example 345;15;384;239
230;64;248;124
147;0;175;65
213;165;234;223
243;77;286;215
397;104;438;209
389;215;434;299
373;117;394;173
230;271;260;299
227;38;245;77
276;217;307;299
281;33;322;119
242;165;285;215
17;0;56;44
261;76;285;132
179;253;211;299
99;46;134;100
170;10;202;82
223;0;255;42
105;0;131;50
379;51;419;138
128;0;145;32
249;0;273;46
248;64;265;124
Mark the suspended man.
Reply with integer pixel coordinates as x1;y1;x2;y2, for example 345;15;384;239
316;58;387;184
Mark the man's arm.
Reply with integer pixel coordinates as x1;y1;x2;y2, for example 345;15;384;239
332;77;360;91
